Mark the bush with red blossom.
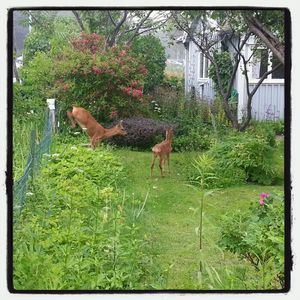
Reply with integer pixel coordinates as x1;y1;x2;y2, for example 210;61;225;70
53;32;148;122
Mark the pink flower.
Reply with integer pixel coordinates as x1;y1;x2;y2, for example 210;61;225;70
260;192;270;199
132;89;143;98
121;86;132;95
259;192;269;206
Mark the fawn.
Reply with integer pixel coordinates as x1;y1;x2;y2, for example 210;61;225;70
150;128;173;177
67;106;126;149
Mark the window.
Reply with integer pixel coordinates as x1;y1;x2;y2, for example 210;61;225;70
271;55;284;79
251;48;284;81
199;52;209;79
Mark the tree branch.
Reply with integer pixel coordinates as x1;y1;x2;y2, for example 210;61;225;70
244;15;284;65
72;10;86;32
107;11;117;27
126;10;153;44
106;10;128;47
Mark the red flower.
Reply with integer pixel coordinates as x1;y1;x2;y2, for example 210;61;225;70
132;89;143;98
92;66;102;75
110;111;118;120
122;86;132;95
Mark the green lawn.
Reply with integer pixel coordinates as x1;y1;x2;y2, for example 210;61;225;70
13;137;284;290
114;145;284;289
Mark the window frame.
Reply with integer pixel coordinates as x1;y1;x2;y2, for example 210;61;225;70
197;51;210;80
248;45;284;84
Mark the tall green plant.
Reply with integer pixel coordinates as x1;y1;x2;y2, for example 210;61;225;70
218;192;284;289
131;35;166;93
208;50;233;97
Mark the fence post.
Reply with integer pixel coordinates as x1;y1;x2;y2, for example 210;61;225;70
46;98;56;132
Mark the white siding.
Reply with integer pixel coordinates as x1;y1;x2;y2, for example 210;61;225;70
250;83;284;120
185;40;285;121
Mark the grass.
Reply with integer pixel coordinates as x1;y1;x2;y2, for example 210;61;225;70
113;143;284;290
13;134;284;290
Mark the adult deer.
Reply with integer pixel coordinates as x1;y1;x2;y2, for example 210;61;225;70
67;106;126;149
150;128;173;177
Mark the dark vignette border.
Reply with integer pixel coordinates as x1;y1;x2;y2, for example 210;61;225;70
6;5;292;295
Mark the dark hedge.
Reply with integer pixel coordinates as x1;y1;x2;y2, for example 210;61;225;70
109;117;175;149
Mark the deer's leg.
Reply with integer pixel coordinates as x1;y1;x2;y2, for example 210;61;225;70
159;155;164;177
91;135;101;150
150;153;157;177
67;111;77;128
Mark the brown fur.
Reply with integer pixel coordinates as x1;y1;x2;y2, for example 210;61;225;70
150;128;173;177
67;106;126;149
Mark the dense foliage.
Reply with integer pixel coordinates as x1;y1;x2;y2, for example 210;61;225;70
23;15;80;63
190;132;278;188
208;50;233;97
53;32;149;122
13;145;149;290
218;192;284;289
110;117;174;149
131;35;166;93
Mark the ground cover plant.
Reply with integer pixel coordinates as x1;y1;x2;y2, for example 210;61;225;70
13;143;151;290
218;192;285;289
13;132;285;290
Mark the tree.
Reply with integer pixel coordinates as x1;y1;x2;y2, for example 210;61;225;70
21;11;80;63
242;10;285;65
171;10;284;130
71;10;171;47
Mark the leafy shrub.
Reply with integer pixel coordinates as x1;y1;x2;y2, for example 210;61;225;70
190;152;246;189
23;29;51;64
109;117;174;149
131;35;166;93
13;83;47;179
272;120;284;135
149;85;183;120
13;144;149;290
23;14;80;64
172;128;213;152
218;192;284;289
163;74;184;92
20;51;56;100
13;82;46;121
52;32;149;122
246;121;277;147
210;133;277;185
208;50;233;97
189;132;278;188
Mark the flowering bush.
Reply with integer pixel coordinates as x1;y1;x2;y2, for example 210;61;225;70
53;32;149;122
218;192;284;289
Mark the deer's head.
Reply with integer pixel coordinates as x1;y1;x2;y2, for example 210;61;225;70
115;120;127;136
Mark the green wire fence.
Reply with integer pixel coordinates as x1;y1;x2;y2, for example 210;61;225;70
13;103;55;212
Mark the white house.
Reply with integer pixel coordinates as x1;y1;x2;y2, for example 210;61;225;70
180;33;284;121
